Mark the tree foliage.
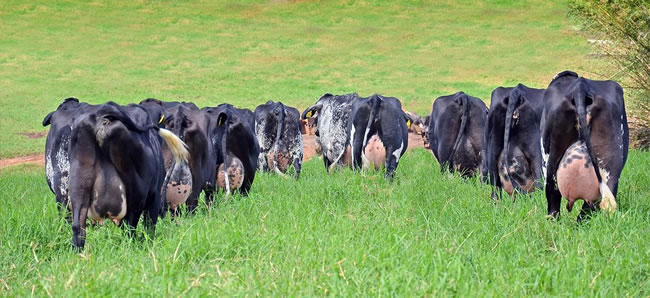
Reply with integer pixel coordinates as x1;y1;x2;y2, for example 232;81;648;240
570;0;650;90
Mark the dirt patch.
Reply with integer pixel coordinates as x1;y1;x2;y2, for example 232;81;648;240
302;134;317;162
0;154;44;169
18;131;47;139
301;132;426;162
0;133;425;169
407;132;425;150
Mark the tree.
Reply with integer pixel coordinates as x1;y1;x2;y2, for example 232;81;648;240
570;0;650;149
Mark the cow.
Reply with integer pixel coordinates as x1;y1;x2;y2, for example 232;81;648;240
254;101;303;178
404;111;424;134
347;94;409;179
301;93;360;172
300;117;317;135
541;70;628;219
66;102;188;249
420;115;431;149
43;98;90;217
159;102;215;213
204;104;260;195
483;84;545;199
138;98;187;126
428;92;488;177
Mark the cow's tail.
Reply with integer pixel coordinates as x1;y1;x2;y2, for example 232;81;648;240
574;82;616;212
272;103;288;178
448;93;469;172
96;103;189;163
159;158;175;218
503;88;520;193
360;95;382;168
158;128;189;164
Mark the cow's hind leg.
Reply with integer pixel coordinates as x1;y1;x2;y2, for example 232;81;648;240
124;210;143;240
384;146;399;181
292;158;301;180
545;161;562;218
57;195;72;224
71;199;89;250
577;201;598;222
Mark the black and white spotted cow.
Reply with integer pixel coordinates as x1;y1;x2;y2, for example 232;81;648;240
483;84;545;198
159;103;215;213
204;104;260;196
347;94;409;179
254;101;303;178
43;98;91;217
428;92;488;177
66;102;188;249
301;93;360;172
541;70;628;219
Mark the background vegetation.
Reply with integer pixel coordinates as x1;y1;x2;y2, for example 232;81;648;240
569;0;650;149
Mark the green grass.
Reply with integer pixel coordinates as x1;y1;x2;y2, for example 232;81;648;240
0;0;596;158
1;149;649;295
3;0;649;296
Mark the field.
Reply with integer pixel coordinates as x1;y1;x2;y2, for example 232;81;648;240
1;0;649;296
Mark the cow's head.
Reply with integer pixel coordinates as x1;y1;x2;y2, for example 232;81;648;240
43;97;82;127
138;98;165;126
160;103;201;142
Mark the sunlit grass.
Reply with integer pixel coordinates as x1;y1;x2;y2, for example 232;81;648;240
0;0;597;158
1;150;649;295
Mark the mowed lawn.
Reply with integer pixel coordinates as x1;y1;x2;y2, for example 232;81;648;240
0;0;594;158
1;150;649;295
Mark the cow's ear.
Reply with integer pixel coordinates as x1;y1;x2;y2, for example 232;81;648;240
217;112;228;126
160;112;173;125
42;111;54;126
302;104;321;119
140;98;162;105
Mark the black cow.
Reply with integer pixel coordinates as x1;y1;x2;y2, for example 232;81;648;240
160;103;215;213
301;93;360;172
541;71;628;219
428;92;488;177
347;94;409;179
483;84;545;198
138;98;186;126
204;104;259;195
66;102;188;249
43;98;90;216
255;101;303;178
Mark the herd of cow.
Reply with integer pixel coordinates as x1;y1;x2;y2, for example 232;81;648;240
41;70;629;249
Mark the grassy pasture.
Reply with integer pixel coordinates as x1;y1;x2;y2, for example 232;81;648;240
2;0;649;296
0;0;594;158
1;150;649;295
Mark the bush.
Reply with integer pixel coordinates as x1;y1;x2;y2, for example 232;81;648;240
570;0;650;89
570;0;650;149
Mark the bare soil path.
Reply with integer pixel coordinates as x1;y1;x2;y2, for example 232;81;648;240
0;133;426;169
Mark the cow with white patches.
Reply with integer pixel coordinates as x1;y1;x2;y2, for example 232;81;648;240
301;93;360;172
428;92;488;178
254;101;303;178
483;84;546;198
347;94;409;179
43;98;91;219
204;104;260;196
66;102;188;249
159;102;214;214
541;70;628;220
